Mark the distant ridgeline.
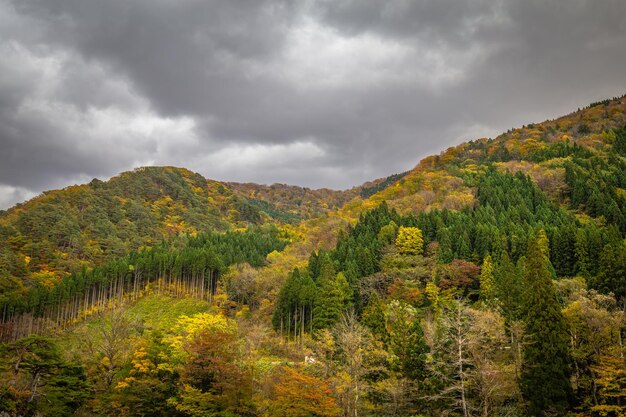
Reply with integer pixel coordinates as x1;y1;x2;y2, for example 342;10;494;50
0;227;286;341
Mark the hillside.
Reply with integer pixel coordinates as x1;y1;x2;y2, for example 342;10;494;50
342;94;626;220
2;94;626;417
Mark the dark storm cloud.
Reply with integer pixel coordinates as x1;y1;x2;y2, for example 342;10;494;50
1;0;625;208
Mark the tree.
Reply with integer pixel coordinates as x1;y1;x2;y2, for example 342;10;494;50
479;255;495;305
377;221;398;245
428;298;473;417
313;273;351;330
395;226;424;256
264;366;340;417
0;336;89;417
561;285;623;408
520;234;572;416
334;311;375;417
169;314;255;417
467;308;520;417
594;242;626;299
385;300;428;381
493;251;523;322
75;310;135;389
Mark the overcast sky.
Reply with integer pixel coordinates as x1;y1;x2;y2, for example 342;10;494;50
1;0;625;209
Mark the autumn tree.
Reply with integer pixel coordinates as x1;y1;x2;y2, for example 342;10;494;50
334;311;377;417
168;313;255;417
263;366;340;417
395;226;424;255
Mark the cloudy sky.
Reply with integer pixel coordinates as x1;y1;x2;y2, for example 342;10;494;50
1;0;625;209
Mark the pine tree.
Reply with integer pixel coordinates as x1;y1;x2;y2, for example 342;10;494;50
520;233;572;416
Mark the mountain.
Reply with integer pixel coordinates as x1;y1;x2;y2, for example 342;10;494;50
2;94;626;417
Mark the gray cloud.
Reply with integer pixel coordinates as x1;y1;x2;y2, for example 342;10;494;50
1;0;625;208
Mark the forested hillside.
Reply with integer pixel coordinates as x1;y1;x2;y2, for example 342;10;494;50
2;95;626;417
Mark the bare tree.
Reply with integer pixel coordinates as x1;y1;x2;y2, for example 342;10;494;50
334;311;372;417
74;310;135;389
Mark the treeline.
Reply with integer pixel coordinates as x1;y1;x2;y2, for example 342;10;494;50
0;227;286;340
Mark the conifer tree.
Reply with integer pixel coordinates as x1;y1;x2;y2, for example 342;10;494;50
313;272;348;330
520;233;572;416
479;255;495;305
493;251;522;322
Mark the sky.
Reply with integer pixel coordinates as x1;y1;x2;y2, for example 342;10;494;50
1;0;626;209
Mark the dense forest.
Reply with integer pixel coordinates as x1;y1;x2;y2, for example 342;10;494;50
1;95;626;416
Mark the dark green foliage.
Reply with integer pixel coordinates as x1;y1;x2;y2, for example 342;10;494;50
231;196;262;223
312;272;347;330
593;241;626;300
0;336;90;416
577;123;591;135
246;199;301;223
272;269;316;337
520;234;572;416
414;167;603;275
613;124;626;156
564;153;626;233
493;251;523;322
359;172;409;199
527;140;593;163
399;319;429;380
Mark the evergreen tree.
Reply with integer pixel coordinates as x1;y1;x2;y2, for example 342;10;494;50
594;242;626;299
574;228;590;277
520;234;572;416
313;272;349;330
402;318;429;380
479;255;495;305
493;251;522;322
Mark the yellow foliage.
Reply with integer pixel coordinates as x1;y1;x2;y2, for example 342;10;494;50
31;270;61;289
395;226;424;255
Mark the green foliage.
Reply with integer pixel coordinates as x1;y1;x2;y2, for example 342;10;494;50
359;171;409;199
593;240;626;300
0;336;90;416
520;234;572;416
613;124;626;156
479;255;495;304
493;251;523;322
565;153;626;233
272;268;316;337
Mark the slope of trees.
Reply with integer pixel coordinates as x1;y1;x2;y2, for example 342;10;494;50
0;226;287;341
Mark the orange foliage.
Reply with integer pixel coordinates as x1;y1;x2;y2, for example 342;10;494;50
265;366;340;417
